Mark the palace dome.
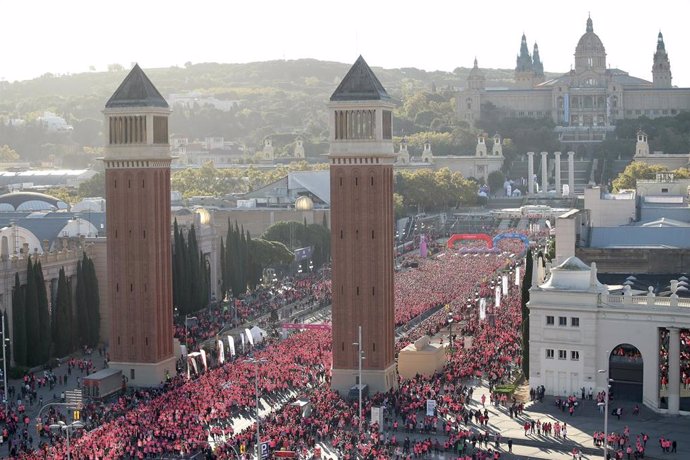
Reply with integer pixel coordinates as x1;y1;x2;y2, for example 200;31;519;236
574;16;606;72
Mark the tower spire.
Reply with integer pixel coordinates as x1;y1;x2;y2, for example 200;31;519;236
652;30;672;88
586;15;593;33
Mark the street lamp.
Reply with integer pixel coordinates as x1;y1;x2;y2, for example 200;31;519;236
246;357;267;459
352;325;365;432
447;316;454;355
1;312;8;417
598;368;613;460
48;420;84;460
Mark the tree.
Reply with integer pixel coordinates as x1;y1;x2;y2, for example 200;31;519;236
521;251;533;377
0;145;20;162
24;257;41;366
487;171;506;197
84;255;101;347
78;172;105;198
54;267;74;357
611;162;690;191
35;260;51;363
11;273;27;366
75;256;88;347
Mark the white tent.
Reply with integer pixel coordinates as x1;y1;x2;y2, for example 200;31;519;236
250;326;267;344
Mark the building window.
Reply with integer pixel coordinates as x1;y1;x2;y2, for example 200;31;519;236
558;316;567;326
153;116;168;144
130;369;135;380
546;316;555;326
546;349;555;359
382;110;392;140
571;351;580;361
571;317;580;327
558;350;567;360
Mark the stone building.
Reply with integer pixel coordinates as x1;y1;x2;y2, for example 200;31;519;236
528;256;689;413
328;56;398;395
458;16;690;150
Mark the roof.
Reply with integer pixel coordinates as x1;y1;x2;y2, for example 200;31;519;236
556;256;591;271
330;56;390;102
591;227;690;248
105;64;169;109
0;192;68;211
288;171;330;205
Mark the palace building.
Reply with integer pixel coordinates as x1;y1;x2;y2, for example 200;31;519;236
458;16;690;149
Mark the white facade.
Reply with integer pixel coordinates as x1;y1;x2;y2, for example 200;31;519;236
528;256;690;414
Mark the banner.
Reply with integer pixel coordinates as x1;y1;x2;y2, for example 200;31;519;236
426;399;437;416
241;333;246;354
479;298;486;320
218;340;225;364
227;335;236;357
294;246;313;262
200;349;208;372
502;275;508;296
245;328;255;347
420;235;428;258
464;336;473;350
495;286;501;308
180;344;188;358
515;266;521;286
371;406;384;426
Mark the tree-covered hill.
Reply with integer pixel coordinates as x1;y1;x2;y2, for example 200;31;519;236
0;59;561;166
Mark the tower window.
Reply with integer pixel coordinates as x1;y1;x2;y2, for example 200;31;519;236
153;116;168;144
342;342;344;351
116;283;119;292
382;110;392;139
373;343;376;352
117;336;120;345
130;284;133;292
372;287;375;295
355;177;358;186
142;180;145;188
128;179;131;188
371;230;375;239
370;177;374;186
340;230;343;239
356;286;359;295
340;177;343;186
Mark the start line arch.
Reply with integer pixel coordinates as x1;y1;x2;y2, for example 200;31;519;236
492;232;530;250
447;233;493;249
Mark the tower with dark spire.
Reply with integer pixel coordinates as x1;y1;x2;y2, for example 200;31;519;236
329;56;398;396
532;43;544;84
103;65;177;386
515;34;535;88
652;31;672;88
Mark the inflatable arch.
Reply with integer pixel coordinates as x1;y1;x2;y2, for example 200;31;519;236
492;232;530;250
447;233;493;249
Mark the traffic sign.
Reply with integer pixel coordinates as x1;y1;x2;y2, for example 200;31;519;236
65;389;83;409
260;442;270;459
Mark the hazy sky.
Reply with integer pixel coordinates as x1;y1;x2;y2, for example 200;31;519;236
3;0;690;86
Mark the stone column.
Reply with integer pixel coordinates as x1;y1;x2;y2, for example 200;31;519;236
554;152;562;196
527;152;535;195
668;327;681;414
540;151;548;194
567;151;575;196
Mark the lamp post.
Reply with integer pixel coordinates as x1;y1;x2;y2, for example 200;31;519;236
246;357;267;459
49;420;84;460
447;317;454;355
598;367;612;460
1;312;8;417
352;325;365;432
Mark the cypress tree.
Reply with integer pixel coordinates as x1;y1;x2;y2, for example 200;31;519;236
172;220;182;314
521;251;533;377
54;267;73;357
11;273;27;366
187;225;201;311
219;237;227;301
85;256;101;347
35;260;51;362
239;226;248;292
24;257;40;366
75;256;88;347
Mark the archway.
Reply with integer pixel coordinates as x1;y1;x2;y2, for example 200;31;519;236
492;232;530;252
447;233;493;249
609;344;643;402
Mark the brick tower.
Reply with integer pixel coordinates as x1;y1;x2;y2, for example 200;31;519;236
329;57;398;395
103;65;177;386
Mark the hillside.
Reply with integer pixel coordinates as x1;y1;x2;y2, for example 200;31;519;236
0;59;562;165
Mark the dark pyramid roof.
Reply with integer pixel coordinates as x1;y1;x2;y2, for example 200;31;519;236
105;64;169;109
330;56;390;102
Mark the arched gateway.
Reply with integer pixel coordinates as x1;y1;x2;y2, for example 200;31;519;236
608;344;644;402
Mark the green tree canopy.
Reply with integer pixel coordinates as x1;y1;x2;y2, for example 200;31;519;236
611;162;690;191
